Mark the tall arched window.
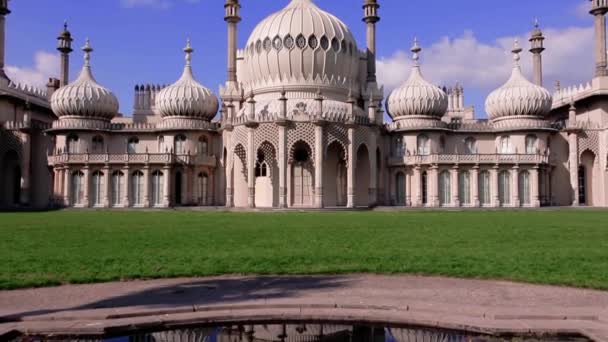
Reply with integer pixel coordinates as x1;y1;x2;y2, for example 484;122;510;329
439;136;446;154
67;135;79;154
128;137;139;154
198;172;209;206
174;135;187;155
395;172;405;205
499;136;511;154
91;171;104;206
422;171;428;205
131;170;144;206
578;166;587;205
525;135;538;154
158;136;164;153
417;135;430;155
92;136;104;153
459;171;471;205
464;137;477;154
198;136;209;156
255;150;269;178
394;137;405;157
439;170;451;206
151;170;164;206
479;171;491;206
71;171;84;205
499;170;511;206
111;171;124;207
519;170;530;206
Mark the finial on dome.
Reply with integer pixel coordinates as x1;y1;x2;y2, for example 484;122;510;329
512;39;522;66
411;37;421;65
83;39;93;67
184;38;194;67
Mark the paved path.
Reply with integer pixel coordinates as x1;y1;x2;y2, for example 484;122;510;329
1;275;608;340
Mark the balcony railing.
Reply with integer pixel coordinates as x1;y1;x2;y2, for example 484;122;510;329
387;153;549;166
48;152;217;167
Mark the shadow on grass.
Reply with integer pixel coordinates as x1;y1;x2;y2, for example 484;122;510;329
2;276;351;321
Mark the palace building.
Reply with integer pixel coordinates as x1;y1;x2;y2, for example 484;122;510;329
1;0;608;209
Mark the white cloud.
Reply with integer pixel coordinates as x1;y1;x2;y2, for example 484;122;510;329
5;51;60;89
120;0;199;9
377;26;594;99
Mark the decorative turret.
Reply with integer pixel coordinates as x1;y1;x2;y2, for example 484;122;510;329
529;19;545;86
485;40;551;122
386;38;448;121
363;0;380;83
156;39;219;121
224;0;240;88
0;0;11;82
50;39;119;121
590;0;608;76
57;21;73;87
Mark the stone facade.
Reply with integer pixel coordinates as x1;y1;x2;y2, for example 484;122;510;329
1;0;608;209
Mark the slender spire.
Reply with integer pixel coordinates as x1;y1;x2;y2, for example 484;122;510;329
82;39;93;67
411;37;421;66
184;38;193;67
512;39;522;68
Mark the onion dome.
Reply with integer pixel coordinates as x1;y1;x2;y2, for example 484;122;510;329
485;40;551;121
386;39;448;120
242;0;360;91
156;39;219;120
50;39;119;120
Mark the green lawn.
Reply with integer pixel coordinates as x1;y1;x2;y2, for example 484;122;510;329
1;210;608;290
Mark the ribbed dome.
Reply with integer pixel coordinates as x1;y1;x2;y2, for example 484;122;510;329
156;40;219;120
386;40;448;120
242;0;360;91
485;41;551;121
51;40;119;120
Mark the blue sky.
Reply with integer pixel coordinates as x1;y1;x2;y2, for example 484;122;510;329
4;0;594;117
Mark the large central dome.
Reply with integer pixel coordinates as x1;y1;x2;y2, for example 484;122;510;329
241;0;360;93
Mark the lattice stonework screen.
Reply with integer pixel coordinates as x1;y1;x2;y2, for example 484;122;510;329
578;130;600;163
287;122;315;164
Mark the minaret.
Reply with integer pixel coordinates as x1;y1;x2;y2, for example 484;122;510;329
224;0;241;87
57;21;73;87
590;0;608;77
529;19;545;86
0;0;11;82
363;0;380;83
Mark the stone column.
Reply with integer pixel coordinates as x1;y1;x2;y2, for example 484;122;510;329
143;165;151;208
405;170;412;207
278;123;287;208
82;166;90;208
369;132;378;207
163;165;171;207
0;3;10;81
471;166;480;207
491;166;500;207
531;166;541;207
247;127;255;208
103;165;111;208
592;6;608;77
569;132;579;206
224;135;234;208
123;165;131;208
20;132;31;205
413;166;421;207
63;167;71;206
347;126;356;208
314;122;324;208
512;166;520;207
451;165;460;207
429;165;439;207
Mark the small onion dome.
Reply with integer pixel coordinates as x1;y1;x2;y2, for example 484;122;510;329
386;39;448;120
50;39;119;120
156;39;219;120
485;40;551;121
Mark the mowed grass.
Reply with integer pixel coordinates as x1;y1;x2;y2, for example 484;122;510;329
1;210;608;290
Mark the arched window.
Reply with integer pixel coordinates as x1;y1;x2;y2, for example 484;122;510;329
498;136;511;154
71;171;84;205
439;170;451;206
198;136;209;156
255;150;269;177
174;135;187;155
131;170;144;206
394;137;405;157
479;171;491;206
158;136;164;153
499;170;511;206
578;166;587;205
417;135;430;155
422;171;428;205
111;171;124;207
395;172;405;205
525;135;538;154
127;137;139;154
92;136;104;153
67;135;79;154
464;137;477;154
198;172;209;206
439;136;446;154
519;170;530;206
91;171;104;206
459;171;471;205
151;170;164;206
